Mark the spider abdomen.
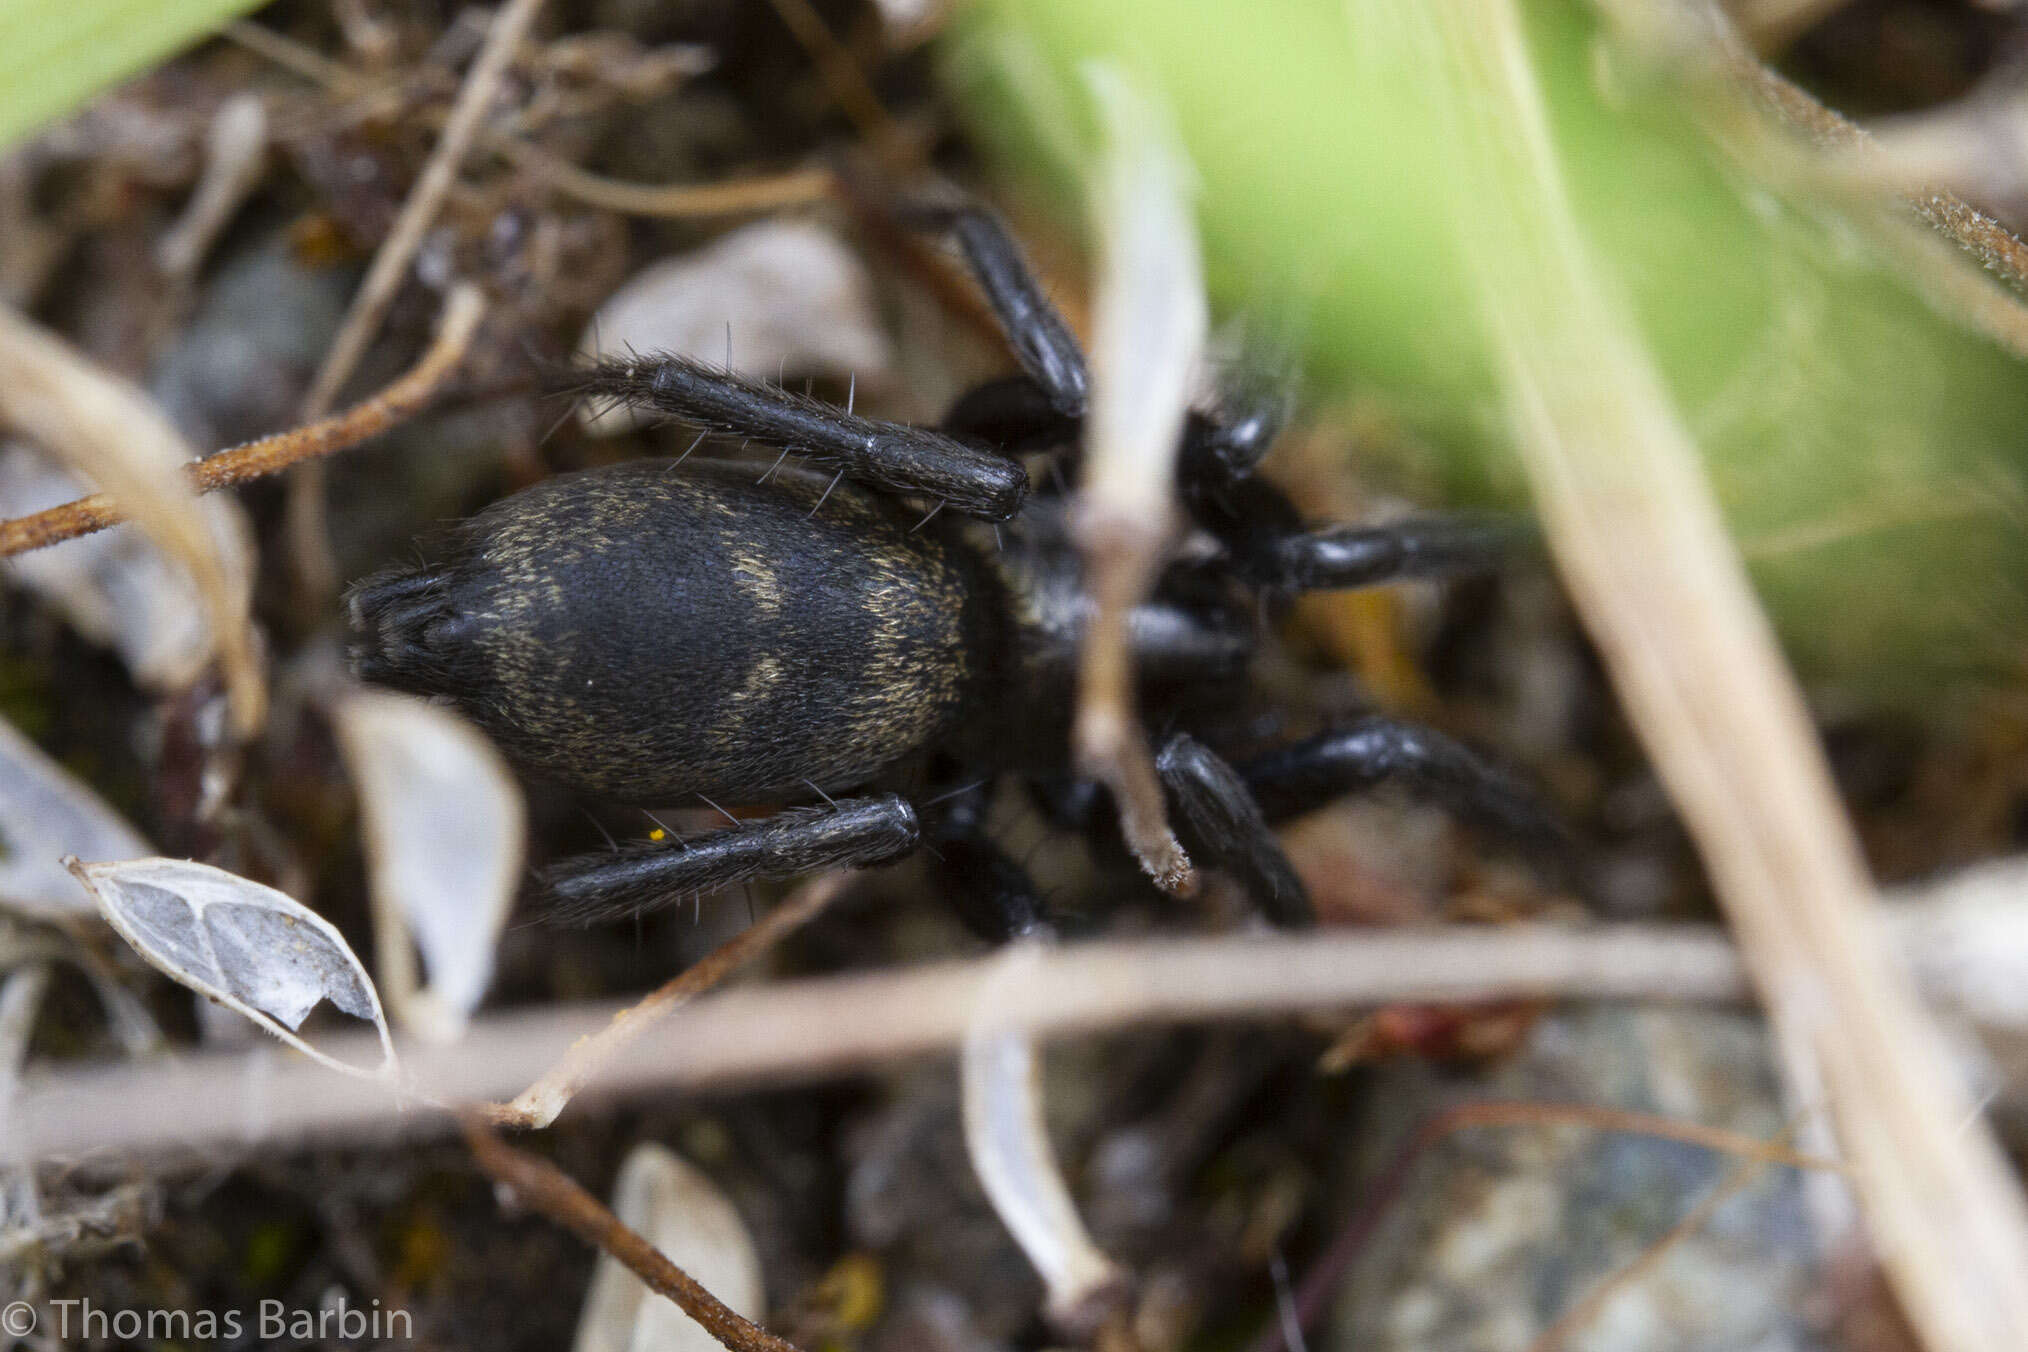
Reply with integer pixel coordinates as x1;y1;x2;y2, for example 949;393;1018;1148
348;458;995;804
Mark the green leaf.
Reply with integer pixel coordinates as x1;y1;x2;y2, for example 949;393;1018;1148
0;0;270;152
947;0;2028;714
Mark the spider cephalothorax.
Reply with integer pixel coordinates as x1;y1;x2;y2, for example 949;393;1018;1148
348;206;1552;938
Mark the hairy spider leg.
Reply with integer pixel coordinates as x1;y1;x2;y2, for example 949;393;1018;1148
924;779;1046;941
539;795;920;926
1238;718;1569;863
570;354;1028;519
904;203;1089;417
1156;733;1314;928
1157;715;1569;927
1173;406;1526;593
565;196;1110;523
1265;515;1523;591
941;374;1080;457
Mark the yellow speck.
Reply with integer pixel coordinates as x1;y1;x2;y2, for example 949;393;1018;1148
814;1252;884;1331
648;828;667;842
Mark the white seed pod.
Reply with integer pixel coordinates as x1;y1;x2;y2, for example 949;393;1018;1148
67;856;395;1079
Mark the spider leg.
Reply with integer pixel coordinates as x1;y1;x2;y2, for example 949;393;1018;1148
1237;718;1568;858
1173;387;1523;592
536;794;919;926
570;354;1028;520
925;779;1047;942
941;374;1080;458
1156;719;1566;927
1156;733;1313;928
578;199;1084;517
1249;513;1523;593
906;204;1089;417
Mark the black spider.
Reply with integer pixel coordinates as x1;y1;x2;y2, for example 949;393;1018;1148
346;206;1556;939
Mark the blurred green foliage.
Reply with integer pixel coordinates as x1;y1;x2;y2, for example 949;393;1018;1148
0;0;267;152
946;0;2028;713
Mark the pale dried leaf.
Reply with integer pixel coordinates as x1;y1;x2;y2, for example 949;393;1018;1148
579;220;892;435
573;1143;765;1352
0;440;255;694
1068;64;1206;894
156;92;269;280
1891;858;2028;1029
1079;64;1204;526
0;963;52;1119
960;943;1120;1331
0;302;263;734
66;856;394;1078
332;688;525;1041
0;708;152;918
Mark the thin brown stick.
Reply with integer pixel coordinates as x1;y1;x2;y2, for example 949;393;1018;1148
1738;75;2028;368
223;18;362;90
224;21;830;223
494;138;838;217
1073;525;1193;895
285;0;548;599
1730;48;2028;295
462;1113;807;1352
1585;2;2028;372
492;871;852;1129
761;0;913;172
0;284;485;559
1601;0;2028;359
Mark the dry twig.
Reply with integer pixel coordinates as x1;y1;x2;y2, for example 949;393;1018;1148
223;18;361;89
284;0;548;598
0;283;485;560
761;0;913;171
225;20;820;224
492;872;852;1129
14;923;1751;1160
155;94;269;284
1070;69;1205;896
1593;1;2028;360
496;140;839;218
463;1114;807;1352
1418;3;2028;1347
1729;46;2028;296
